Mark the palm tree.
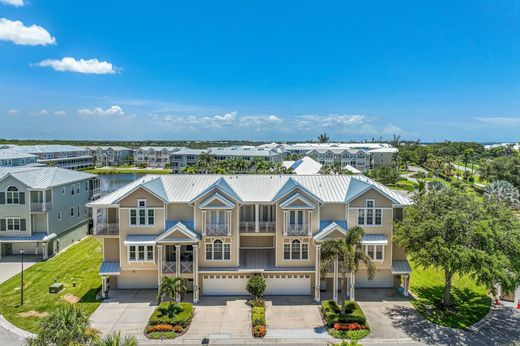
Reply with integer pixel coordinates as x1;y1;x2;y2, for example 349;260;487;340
416;180;426;195
25;305;94;346
319;226;375;310
318;133;330;143
157;277;188;317
462;148;473;179
95;332;138;346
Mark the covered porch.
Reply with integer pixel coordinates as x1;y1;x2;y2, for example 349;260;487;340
0;232;56;260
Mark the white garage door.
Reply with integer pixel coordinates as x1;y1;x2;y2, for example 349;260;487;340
117;271;158;289
203;275;249;296
265;274;311;295
355;270;394;288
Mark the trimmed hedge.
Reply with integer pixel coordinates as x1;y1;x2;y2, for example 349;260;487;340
321;300;370;340
148;302;193;328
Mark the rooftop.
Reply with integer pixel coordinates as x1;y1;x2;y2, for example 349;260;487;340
0;166;96;189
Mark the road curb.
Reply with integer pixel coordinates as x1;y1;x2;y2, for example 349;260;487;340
0;314;35;339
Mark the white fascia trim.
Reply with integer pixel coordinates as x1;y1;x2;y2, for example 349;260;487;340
279;193;316;210
199;192;235;209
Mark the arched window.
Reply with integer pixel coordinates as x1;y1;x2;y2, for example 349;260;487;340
6;186;20;204
284;239;309;260
205;239;230;261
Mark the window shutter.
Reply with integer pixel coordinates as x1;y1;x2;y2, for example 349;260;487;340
0;219;5;231
19;192;25;204
20;219;26;231
0;192;5;204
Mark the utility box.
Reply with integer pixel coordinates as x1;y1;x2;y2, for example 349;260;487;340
49;283;63;294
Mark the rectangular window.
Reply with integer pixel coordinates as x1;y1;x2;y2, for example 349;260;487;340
214;241;223;260
129;246;136;261
138;246;145;260
130;210;137;225
76;183;80;194
71;184;75;195
58;212;61;221
224;244;231;260
358;209;365;225
375;245;384;260
375;209;382;225
284;244;290;260
147;209;154;225
366;245;375;260
365;245;384;261
206;244;212;260
302;243;309;260
6;217;20;231
291;241;300;259
70;208;74;217
366;208;374;225
146;246;154;260
366;200;374;208
139;209;146;225
138;199;146;207
205;241;231;261
62;186;66;194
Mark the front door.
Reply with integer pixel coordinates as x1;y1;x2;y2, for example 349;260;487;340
4;243;13;256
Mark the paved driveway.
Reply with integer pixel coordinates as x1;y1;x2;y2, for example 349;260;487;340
0;255;41;285
179;297;252;342
89;290;156;340
264;296;331;340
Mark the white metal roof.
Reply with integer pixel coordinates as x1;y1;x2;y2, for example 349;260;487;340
0;166;96;189
0;149;37;160
283;156;322;175
89;174;412;206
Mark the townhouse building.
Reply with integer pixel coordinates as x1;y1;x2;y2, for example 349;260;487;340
134;147;181;168
0;149;38;167
0;167;99;259
307;149;371;172
88;174;412;303
84;146;135;167
1;145;93;170
170;148;209;173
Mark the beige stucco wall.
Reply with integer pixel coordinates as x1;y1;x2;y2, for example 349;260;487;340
320;203;346;221
349;188;394;208
119;188;164;208
240;235;274;248
103;238;120;261
167;203;194;222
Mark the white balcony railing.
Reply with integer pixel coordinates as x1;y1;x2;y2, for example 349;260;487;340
285;224;309;236
163;261;176;273
162;261;193;273
240;221;276;233
30;201;52;212
205;223;229;236
181;261;193;273
94;222;119;235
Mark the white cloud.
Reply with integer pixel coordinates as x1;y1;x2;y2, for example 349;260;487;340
474;117;520;126
36;57;116;74
0;0;24;7
54;110;67;116
0;18;56;45
7;109;18;115
33;109;48;115
78;105;125;117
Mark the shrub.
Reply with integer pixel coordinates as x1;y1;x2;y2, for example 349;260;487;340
250;298;265;307
158;303;184;316
146;323;174;333
252;306;266;326
253;325;266;337
173;325;183;333
148;302;193;328
246;274;266;300
146;331;177;339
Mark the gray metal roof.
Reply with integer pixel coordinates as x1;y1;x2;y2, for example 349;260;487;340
0;149;37;160
99;261;121;275
0;232;54;242
89;174;412;206
361;234;388;244
391;260;412;274
124;235;157;245
7;144;87;154
0;166;96;189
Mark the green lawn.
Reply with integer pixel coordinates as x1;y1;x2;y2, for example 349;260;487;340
409;260;491;329
0;237;103;332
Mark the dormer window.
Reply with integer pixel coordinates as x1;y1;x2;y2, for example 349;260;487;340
358;199;382;226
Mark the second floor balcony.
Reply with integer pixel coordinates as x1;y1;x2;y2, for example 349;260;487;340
205;223;229;236
239;221;276;233
30;201;52;212
94;222;119;236
284;224;309;236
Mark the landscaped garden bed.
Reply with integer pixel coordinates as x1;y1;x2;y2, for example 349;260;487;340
145;302;193;339
321;300;370;340
251;301;266;337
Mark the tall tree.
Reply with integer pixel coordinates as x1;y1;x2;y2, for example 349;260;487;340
320;226;375;308
317;133;330;143
395;187;520;307
484;180;520;210
157;277;188;316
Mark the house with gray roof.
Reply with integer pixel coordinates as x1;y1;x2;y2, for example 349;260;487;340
0;149;38;167
87;174;412;302
2;145;93;170
83;146;135;167
0;166;99;259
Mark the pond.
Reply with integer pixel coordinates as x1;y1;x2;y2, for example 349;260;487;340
98;173;148;196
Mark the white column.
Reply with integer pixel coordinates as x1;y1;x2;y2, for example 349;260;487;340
350;272;356;301
314;244;321;302
332;257;338;303
403;274;410;297
202;211;206;236
101;276;108;298
42;190;46;211
193;245;199;304
42;243;48;260
157;245;163;285
227;211;232;235
255;204;260;232
175;245;181;302
0;243;2;259
92;207;98;234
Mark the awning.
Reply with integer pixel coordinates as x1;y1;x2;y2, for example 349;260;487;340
361;234;388;245
0;232;56;243
391;260;412;274
99;261;120;275
124;235;156;246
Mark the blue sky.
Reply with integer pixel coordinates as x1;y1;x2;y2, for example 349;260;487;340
1;0;520;142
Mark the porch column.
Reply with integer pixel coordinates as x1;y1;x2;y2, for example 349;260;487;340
350;272;356;301
255;204;260;232
332;257;338;303
0;243;2;259
193;245;199;304
314;244;321;303
92;207;98;234
101;276;108;298
175;245;181;276
42;243;48;260
403;274;410;297
157;245;163;285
